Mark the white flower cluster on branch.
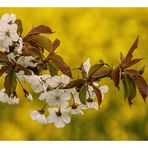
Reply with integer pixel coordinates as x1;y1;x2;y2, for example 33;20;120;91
0;13;147;128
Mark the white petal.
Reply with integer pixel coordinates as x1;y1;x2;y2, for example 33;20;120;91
99;85;109;94
83;58;90;75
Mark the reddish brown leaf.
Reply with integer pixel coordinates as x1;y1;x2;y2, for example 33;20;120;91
111;66;121;89
51;39;60;53
123;58;143;69
121;36;139;68
124;69;139;77
64;79;85;89
92;85;102;106
47;54;72;78
139;66;145;75
133;75;148;102
27;25;54;36
120;52;125;62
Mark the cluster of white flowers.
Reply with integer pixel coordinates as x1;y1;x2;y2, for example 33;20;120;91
0;89;19;104
29;59;109;128
0;13;109;128
0;13;22;53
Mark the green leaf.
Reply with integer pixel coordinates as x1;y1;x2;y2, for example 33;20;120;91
121;75;129;100
4;70;17;96
15;19;23;36
48;62;58;76
92;85;102;106
92;66;112;81
79;84;87;104
122;74;136;105
88;63;104;78
29;35;52;51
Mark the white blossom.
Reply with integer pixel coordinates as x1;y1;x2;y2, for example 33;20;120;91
44;89;71;108
25;75;46;93
45;75;70;88
1;13;16;23
83;58;90;75
30;110;47;124
0;89;9;103
86;100;98;110
7;95;19;104
69;104;86;115
17;56;37;68
16;71;25;80
15;37;23;54
26;93;33;101
47;108;71;128
0;89;19;104
0;21;19;49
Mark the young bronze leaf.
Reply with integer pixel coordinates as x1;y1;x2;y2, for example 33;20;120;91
51;39;61;53
120;52;125;62
27;25;54;36
79;84;87;104
124;69;139;77
29;35;52;52
111;66;121;89
48;62;58;76
15;19;23;36
121;36;139;68
123;58;143;69
92;85;102;106
133;75;148;102
4;70;17;96
64;79;85;89
22;45;42;59
0;51;8;62
139;66;145;75
88;63;104;78
47;54;72;78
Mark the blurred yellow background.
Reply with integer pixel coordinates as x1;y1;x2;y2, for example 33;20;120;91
0;8;148;140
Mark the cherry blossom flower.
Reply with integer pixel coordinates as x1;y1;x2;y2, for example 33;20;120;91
0;89;19;104
7;94;19;105
24;90;33;101
69;104;86;115
25;75;46;93
30;110;47;124
47;108;71;128
43;89;71;108
15;37;23;54
1;13;16;24
17;56;37;68
16;71;25;81
0;21;19;49
82;58;90;75
45;75;70;88
86;99;98;110
0;89;9;103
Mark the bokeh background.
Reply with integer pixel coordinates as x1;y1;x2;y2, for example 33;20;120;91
0;8;148;140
